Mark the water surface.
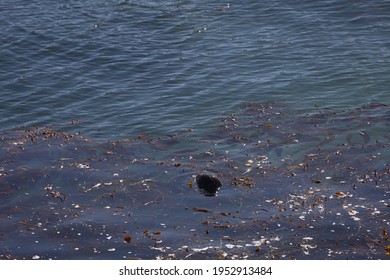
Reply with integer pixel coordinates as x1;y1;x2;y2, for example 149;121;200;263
1;102;389;259
1;0;389;259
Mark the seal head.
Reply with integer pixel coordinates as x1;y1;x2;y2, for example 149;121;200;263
196;174;222;196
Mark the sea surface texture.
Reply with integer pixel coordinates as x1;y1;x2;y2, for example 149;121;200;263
0;0;389;259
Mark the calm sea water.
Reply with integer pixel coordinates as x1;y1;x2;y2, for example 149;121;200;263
1;0;389;139
1;1;390;260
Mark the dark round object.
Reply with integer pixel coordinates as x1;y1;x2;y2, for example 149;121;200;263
196;174;222;196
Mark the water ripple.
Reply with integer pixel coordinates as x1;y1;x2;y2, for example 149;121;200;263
1;0;389;139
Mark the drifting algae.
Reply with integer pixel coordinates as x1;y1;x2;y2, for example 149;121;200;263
0;102;389;260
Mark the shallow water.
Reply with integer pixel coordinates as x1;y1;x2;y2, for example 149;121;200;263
1;102;389;259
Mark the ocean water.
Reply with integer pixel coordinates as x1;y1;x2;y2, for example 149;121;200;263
0;1;389;260
1;0;390;139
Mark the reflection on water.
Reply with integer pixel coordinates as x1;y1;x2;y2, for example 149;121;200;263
0;102;389;259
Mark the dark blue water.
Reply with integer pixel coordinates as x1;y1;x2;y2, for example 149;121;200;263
1;1;389;260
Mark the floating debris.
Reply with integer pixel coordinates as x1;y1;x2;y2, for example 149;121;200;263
385;245;390;256
0;102;389;260
232;176;254;187
192;207;212;213
124;235;132;243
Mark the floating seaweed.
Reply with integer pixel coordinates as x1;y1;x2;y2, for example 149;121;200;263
0;102;389;260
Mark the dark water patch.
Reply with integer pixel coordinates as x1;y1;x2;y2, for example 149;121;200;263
0;102;389;260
